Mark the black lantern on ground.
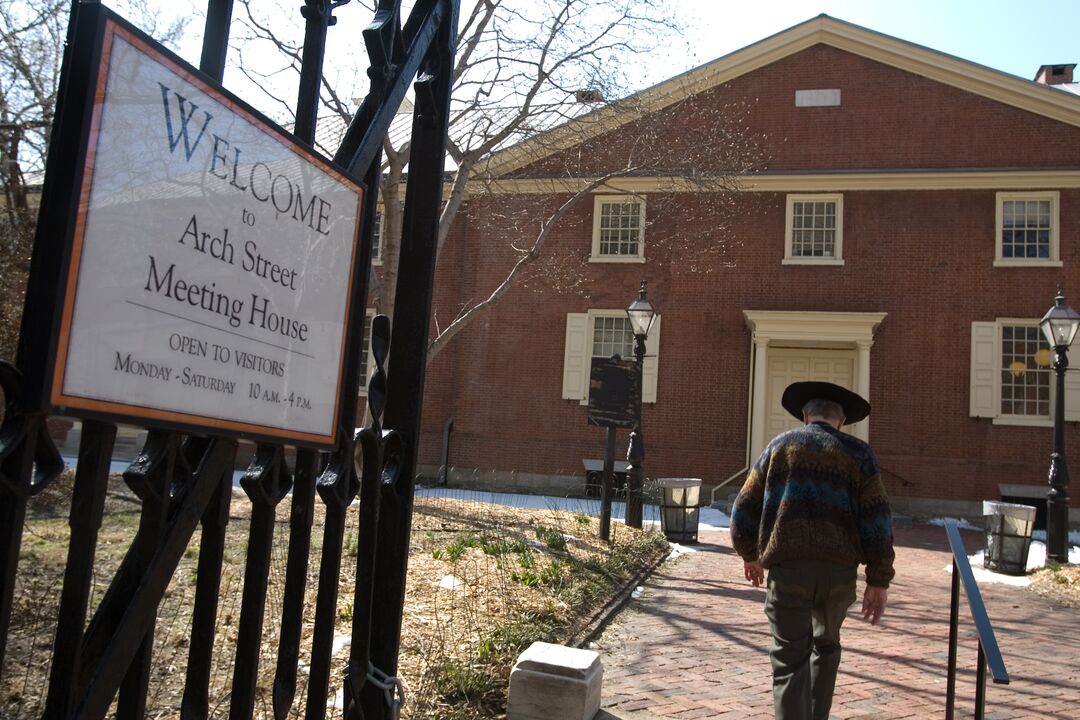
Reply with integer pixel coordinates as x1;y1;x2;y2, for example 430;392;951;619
625;281;656;529
1039;290;1080;564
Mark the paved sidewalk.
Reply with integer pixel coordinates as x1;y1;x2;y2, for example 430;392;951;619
594;525;1080;719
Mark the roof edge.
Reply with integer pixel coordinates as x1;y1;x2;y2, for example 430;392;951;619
483;15;1080;178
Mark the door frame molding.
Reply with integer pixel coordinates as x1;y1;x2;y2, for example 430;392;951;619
743;310;888;461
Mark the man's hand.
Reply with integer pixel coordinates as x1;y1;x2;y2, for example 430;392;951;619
862;585;888;625
744;560;764;588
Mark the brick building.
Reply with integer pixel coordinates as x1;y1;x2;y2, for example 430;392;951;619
411;15;1080;520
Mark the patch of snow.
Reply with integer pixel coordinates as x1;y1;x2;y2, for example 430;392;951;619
631;586;644;599
1028;539;1080;565
1031;528;1080;546
946;557;1033;587
331;635;351;654
438;575;463;590
946;539;1080;587
415;486;738;533
415;487;660;523
700;507;731;530
926;517;982;532
668;543;698;559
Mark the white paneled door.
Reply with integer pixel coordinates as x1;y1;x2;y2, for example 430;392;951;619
764;348;855;441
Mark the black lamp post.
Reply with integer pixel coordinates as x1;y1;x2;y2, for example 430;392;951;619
625;281;656;529
1039;290;1080;564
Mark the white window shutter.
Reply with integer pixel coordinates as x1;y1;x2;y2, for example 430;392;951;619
1063;367;1080;422
970;322;998;417
642;314;661;403
562;313;589;400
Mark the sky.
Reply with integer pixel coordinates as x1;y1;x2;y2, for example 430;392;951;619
117;0;1080;118
655;0;1080;88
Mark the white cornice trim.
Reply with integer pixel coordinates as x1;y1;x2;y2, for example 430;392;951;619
483;15;1080;178
475;170;1080;196
739;171;1080;191
743;310;888;344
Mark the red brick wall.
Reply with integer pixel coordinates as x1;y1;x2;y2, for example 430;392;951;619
414;42;1080;506
517;45;1080;176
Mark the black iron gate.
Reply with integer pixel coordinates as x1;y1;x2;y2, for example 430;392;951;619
0;0;457;717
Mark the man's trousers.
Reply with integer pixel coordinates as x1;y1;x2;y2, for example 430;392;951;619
764;560;858;720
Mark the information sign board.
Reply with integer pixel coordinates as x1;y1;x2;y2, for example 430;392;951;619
44;13;363;447
587;357;638;428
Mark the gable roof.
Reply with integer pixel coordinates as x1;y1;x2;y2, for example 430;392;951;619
483;14;1080;178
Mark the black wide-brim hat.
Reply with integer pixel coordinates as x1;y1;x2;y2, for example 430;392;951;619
781;381;871;424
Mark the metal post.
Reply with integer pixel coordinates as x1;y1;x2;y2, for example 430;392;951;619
43;420;117;719
975;643;988;719
198;0;234;77
625;333;646;529
355;2;458;717
1047;346;1071;564
599;426;616;541
438;415;454;485
946;558;959;720
270;4;335;716
294;0;335;144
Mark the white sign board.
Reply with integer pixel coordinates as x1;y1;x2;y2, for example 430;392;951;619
51;21;363;447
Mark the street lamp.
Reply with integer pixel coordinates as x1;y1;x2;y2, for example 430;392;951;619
625;281;656;529
1039;289;1080;564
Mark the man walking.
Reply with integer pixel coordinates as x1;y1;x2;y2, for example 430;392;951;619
730;381;894;720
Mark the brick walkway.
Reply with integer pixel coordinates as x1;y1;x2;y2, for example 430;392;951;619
594;525;1080;719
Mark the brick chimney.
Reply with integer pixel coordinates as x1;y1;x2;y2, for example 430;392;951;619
1034;64;1076;85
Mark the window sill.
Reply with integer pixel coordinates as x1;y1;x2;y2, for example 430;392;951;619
992;415;1054;428
578;397;657;405
589;256;647;264
992;259;1063;268
782;258;845;266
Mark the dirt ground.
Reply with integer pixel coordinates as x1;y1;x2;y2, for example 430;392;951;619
1029;563;1080;607
4;472;668;720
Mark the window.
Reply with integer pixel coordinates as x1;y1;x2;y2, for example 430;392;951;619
591;315;635;360
999;324;1050;417
371;211;382;264
995;192;1060;266
795;89;841;107
784;194;843;265
562;311;661;403
591;196;645;262
969;320;1080;425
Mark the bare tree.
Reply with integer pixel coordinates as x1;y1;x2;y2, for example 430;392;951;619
425;92;764;358
105;0;760;369
231;0;763;357
0;0;189;360
0;1;64;359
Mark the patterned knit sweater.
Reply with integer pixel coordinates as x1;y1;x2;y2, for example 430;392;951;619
730;421;896;588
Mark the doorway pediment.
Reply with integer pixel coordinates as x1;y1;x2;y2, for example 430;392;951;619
743;310;887;344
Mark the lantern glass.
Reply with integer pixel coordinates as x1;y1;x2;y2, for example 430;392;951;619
1039;293;1080;348
626;286;656;338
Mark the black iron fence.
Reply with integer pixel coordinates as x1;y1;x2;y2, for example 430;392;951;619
0;1;458;718
944;519;1010;720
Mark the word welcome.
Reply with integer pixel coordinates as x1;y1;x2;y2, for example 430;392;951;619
159;83;333;235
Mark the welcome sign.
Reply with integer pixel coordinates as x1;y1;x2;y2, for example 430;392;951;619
45;11;363;447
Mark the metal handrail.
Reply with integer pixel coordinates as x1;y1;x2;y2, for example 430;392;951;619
944;520;1009;719
710;466;750;507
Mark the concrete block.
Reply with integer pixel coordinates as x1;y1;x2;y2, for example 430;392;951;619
506;641;603;720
